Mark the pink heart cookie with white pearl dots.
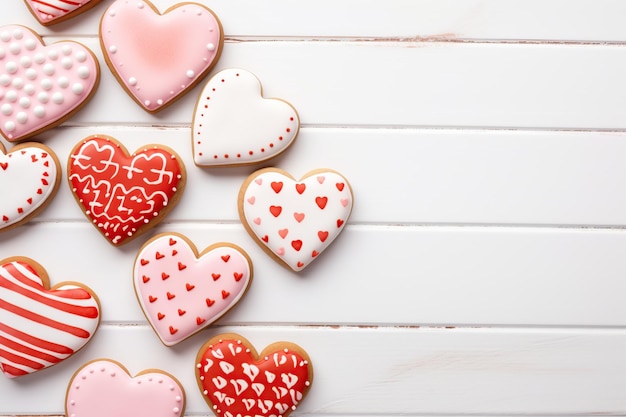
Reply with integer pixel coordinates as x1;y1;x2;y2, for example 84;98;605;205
0;25;100;142
99;0;223;113
24;0;102;26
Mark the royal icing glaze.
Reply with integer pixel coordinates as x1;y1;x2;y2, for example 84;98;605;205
100;0;223;113
24;0;101;26
134;233;253;347
192;69;300;167
0;141;60;231
0;25;99;142
196;334;313;417
68;135;185;246
239;168;353;272
66;359;185;417
0;257;100;378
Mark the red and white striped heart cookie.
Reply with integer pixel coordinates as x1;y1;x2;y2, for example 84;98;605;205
238;168;353;271
0;257;101;378
0;141;60;232
134;233;253;346
24;0;102;26
195;333;313;417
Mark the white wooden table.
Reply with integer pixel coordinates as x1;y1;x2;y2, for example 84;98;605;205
2;1;626;415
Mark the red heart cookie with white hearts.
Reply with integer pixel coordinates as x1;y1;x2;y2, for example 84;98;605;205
0;257;101;378
192;68;299;167
196;333;313;417
0;25;99;142
134;233;253;347
24;0;102;26
68;135;186;246
239;168;353;272
66;359;185;417
100;0;223;113
0;141;60;232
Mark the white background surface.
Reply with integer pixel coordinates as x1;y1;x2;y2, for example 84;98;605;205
2;0;626;415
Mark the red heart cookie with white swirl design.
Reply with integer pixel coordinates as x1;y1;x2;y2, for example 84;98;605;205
24;0;102;26
100;0;223;113
68;135;186;246
192;68;299;167
195;333;313;417
134;233;253;347
0;25;99;142
0;141;60;232
238;168;353;272
0;257;101;378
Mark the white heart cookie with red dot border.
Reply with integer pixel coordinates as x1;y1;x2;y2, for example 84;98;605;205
133;233;253;346
0;25;100;142
66;359;185;417
24;0;102;26
192;68;299;167
239;168;353;272
100;0;223;113
0;257;101;378
0;141;60;232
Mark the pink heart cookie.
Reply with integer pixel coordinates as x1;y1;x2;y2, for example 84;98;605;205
0;141;60;232
192;69;300;167
239;168;353;272
24;0;102;26
100;0;223;113
0;257;101;378
66;359;185;417
134;233;253;346
0;25;100;142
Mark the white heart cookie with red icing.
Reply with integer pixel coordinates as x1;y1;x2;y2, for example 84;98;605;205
0;257;101;378
66;359;185;417
100;0;223;113
0;25;100;142
0;141;60;232
24;0;102;26
192;69;299;166
196;333;313;417
134;233;253;346
239;168;353;272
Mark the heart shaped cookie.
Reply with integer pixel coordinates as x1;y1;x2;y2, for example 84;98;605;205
0;25;99;142
0;257;101;378
66;359;185;417
134;233;253;346
24;0;102;26
0;141;60;232
100;0;223;113
68;135;186;246
239;168;353;271
192;69;300;167
196;333;313;417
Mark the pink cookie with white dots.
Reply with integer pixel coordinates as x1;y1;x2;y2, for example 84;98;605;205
66;359;185;417
0;25;100;142
99;0;223;113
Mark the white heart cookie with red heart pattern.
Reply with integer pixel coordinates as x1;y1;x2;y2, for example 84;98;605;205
192;68;299;166
134;233;253;346
0;25;99;142
24;0;102;26
239;168;353;272
0;141;60;232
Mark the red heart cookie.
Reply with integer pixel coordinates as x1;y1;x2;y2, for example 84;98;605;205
0;25;100;142
68;135;186;246
134;233;253;346
24;0;102;26
239;168;353;271
196;333;313;417
0;141;60;232
0;257;101;378
100;0;223;113
192;68;300;167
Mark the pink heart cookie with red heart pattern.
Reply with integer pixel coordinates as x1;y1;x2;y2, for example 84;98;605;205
134;233;253;346
238;168;353;272
0;25;99;142
100;0;223;113
24;0;102;26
